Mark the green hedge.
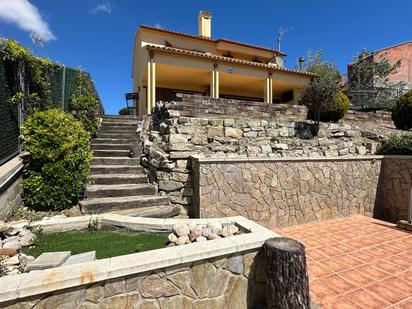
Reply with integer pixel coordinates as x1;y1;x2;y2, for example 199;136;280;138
21;109;92;210
308;91;351;122
392;89;412;130
376;134;412;155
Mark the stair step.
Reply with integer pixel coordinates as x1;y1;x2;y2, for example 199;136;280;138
80;195;170;213
101;122;137;127
91;144;134;150
102;116;140;122
97;133;137;139
92;138;133;144
93;150;130;157
90;165;143;174
99;129;137;135
85;183;156;198
92;157;139;165
88;174;147;185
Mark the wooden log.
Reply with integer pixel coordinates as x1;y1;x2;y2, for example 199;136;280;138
263;237;310;309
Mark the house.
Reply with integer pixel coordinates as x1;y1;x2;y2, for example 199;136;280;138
131;11;314;115
347;41;412;94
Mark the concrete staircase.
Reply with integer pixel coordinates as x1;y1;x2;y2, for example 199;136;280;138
79;115;177;217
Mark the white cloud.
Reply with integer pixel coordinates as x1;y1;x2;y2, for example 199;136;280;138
90;1;112;14
0;0;56;41
154;23;162;29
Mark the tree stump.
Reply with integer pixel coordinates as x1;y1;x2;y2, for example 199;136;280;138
263;237;310;309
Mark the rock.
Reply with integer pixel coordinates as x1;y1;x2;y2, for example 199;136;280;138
189;227;203;242
0;248;17;256
19;230;35;246
219;227;229;238
175;235;189;246
19;254;35;263
207;233;219;240
159;180;184;192
227;224;239;235
5;255;19;266
188;222;198;232
202;227;212;238
139;274;180;298
173;224;190;237
167;242;176;247
272;143;289;150
100;292;140;309
4;228;19;237
0;220;7;233
227;255;243;274
355;145;367;155
168;233;178;243
3;241;21;251
208;222;222;234
225;127;243;138
196;236;207;243
191;261;216;298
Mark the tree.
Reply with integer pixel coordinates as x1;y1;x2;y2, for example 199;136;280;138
119;107;130;115
347;49;403;109
300;51;340;133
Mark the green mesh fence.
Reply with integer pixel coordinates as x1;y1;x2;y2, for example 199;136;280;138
0;59;20;164
0;60;101;164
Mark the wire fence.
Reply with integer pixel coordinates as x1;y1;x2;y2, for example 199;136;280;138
0;59;102;165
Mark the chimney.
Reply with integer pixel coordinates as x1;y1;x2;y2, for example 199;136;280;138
198;11;212;38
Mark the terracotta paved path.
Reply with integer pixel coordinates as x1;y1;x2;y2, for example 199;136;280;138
274;215;412;309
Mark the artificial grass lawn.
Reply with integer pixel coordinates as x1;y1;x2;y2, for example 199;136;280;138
22;230;168;259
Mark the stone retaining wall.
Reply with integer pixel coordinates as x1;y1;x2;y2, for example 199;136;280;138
0;215;276;308
0;157;23;220
192;156;412;228
141;104;401;215
343;110;394;128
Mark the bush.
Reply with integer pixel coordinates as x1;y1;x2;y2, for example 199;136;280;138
21;109;92;210
119;107;130;115
376;134;412;155
320;92;350;122
392;90;412;130
69;94;100;136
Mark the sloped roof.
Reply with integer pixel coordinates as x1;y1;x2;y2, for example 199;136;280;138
140;25;287;57
145;45;316;77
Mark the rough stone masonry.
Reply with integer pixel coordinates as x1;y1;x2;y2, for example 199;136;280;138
139;96;407;217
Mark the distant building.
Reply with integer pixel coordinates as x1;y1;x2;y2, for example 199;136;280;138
131;11;314;115
348;41;412;90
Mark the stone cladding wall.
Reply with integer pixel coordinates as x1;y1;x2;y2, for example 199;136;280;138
1;250;266;309
376;156;412;222
193;156;412;228
193;157;382;229
140;99;403;216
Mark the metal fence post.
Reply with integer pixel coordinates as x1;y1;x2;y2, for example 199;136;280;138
61;65;66;111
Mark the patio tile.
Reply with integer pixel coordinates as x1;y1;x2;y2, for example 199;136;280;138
366;283;410;305
321;274;357;294
354;265;390;281
397;270;412;282
370;260;406;274
394;298;412;309
310;279;341;300
380;276;412;294
306;248;329;261
322;258;351;273
385;253;412;268
335;254;364;268
307;261;334;278
349;250;376;263
320;246;344;257
338;269;373;287
321;295;362;309
345;288;389;308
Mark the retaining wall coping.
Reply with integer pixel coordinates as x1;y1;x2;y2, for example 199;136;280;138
190;155;388;164
0;215;278;304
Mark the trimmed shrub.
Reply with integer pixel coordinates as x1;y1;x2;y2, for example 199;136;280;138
376;134;412;155
308;91;350;123
321;92;350;122
392;90;412;130
21;109;92;210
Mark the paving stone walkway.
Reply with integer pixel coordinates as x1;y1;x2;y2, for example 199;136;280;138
274;215;412;309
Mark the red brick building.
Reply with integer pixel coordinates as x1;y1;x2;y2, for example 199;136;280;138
374;41;412;88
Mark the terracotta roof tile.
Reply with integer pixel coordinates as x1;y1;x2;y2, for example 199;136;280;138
140;25;287;57
145;45;316;77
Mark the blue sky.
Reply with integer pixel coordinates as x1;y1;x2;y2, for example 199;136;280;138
0;0;411;115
